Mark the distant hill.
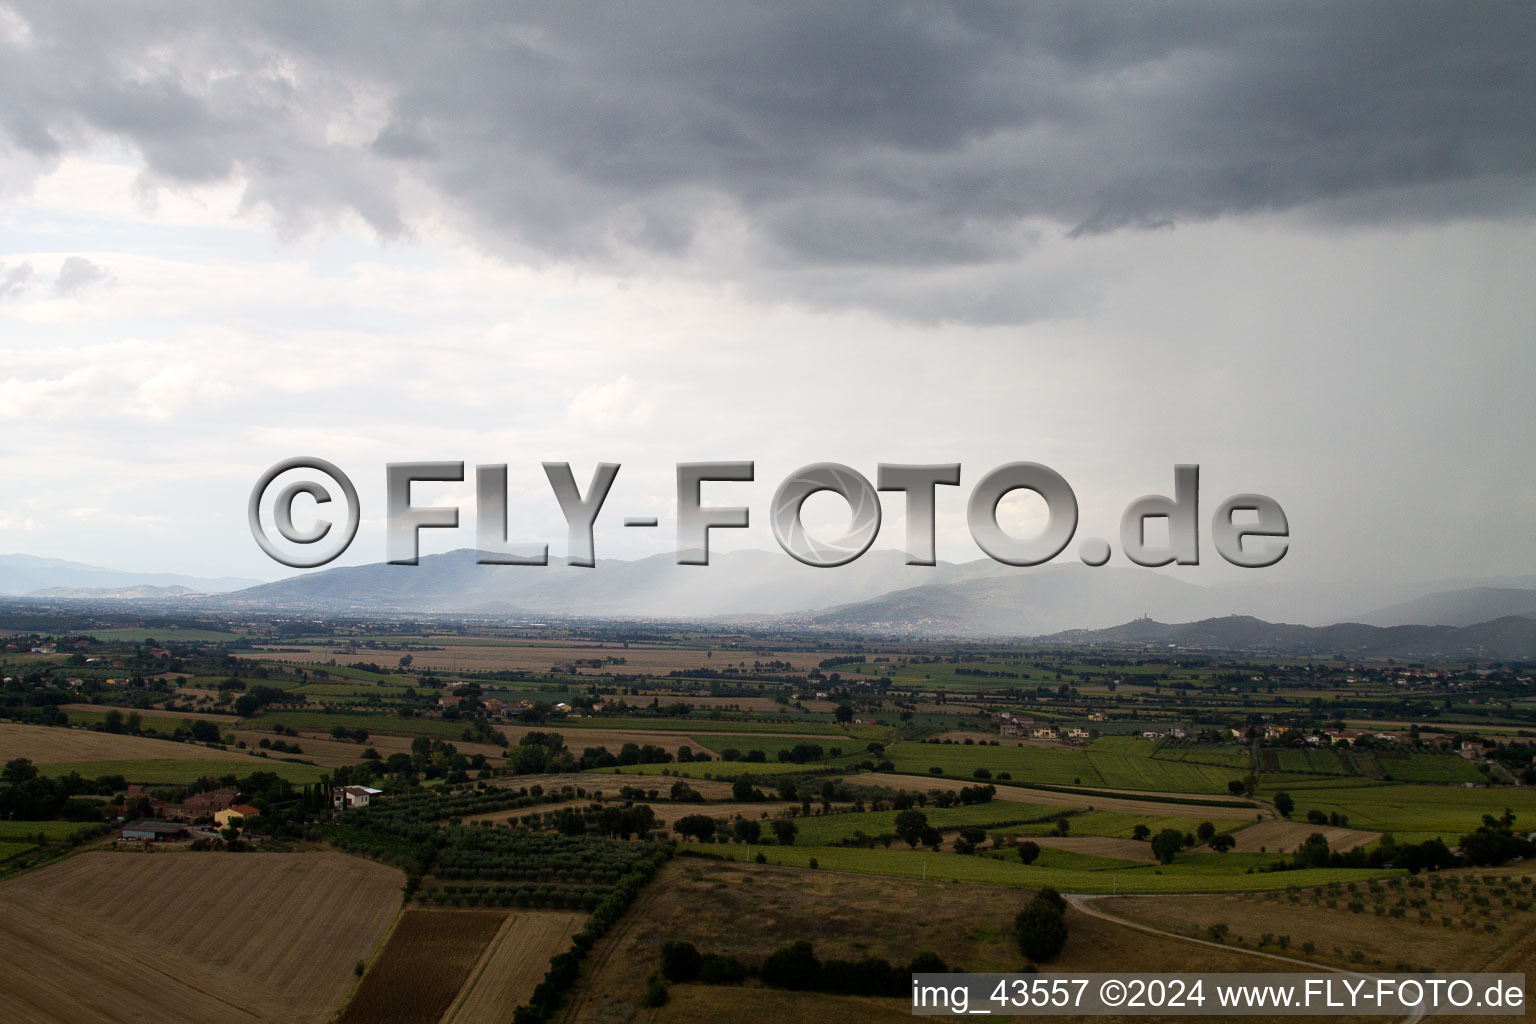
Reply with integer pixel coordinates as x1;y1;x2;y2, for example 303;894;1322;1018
1041;613;1536;660
27;584;201;600
1355;586;1536;627
808;566;1230;636
0;555;262;596
214;547;1015;617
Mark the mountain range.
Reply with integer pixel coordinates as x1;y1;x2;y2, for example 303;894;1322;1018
0;555;262;597
7;550;1536;657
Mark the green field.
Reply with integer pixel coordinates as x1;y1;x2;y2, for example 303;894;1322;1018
0;820;99;841
89;628;244;642
706;843;1396;893
255;710;467;738
568;717;886;738
1281;784;1536;835
592;760;833;779
788;801;1061;846
1372;751;1486;783
998;810;1255;841
883;741;1098;786
0;841;35;861
879;738;1243;794
38;758;327;785
690;734;874;760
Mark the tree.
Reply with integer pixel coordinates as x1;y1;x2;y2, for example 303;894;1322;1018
761;940;822;990
1151;828;1185;865
771;818;797;846
834;704;854;725
1131;823;1151;842
1196;821;1216;843
894;809;929;848
2;758;38;786
1227;779;1246;796
1209;832;1236;853
1017;840;1041;865
1273;791;1295;818
674;814;717;843
733;818;761;844
955;825;987;855
731;775;758;801
1014;888;1069;962
660;941;703;982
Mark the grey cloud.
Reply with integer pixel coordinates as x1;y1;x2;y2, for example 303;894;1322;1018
52;256;110;296
0;260;33;301
3;2;1533;319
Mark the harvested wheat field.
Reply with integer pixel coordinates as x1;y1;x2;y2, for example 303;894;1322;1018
0;721;264;765
338;908;508;1024
229;729;505;769
0;850;402;1024
1219;819;1377;854
440;911;586;1024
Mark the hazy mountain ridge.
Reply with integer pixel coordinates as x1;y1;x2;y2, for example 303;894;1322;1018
0;554;262;596
1040;613;1536;660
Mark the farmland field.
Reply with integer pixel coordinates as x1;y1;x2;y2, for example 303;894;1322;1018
703;840;1392;893
438;911;587;1024
1281;785;1536;836
338;909;509;1024
0;820;99;843
1098;864;1536;973
38;757;327;785
0;721;267;765
0;851;402;1024
566;858;1307;1024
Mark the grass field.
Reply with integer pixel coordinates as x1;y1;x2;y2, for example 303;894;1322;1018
996;809;1253;841
1100;863;1536;973
39;757;327;784
88;627;244;642
1281;784;1536;836
0;820;97;842
567;858;1316;1024
256;710;469;738
0;850;402;1024
787;800;1062;846
701;842;1394;893
0;840;34;861
338;909;509;1024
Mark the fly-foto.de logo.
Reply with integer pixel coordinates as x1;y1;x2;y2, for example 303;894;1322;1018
248;460;1287;571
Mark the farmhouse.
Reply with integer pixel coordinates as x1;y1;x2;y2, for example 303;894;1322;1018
181;788;239;817
332;785;384;811
121;819;190;843
215;804;261;827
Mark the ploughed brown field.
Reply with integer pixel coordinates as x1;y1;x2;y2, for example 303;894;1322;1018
0;720;268;766
337;908;508;1024
0;850;402;1024
1219;819;1378;854
440;911;587;1024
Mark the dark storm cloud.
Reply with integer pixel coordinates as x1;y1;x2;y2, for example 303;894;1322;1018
3;2;1533;317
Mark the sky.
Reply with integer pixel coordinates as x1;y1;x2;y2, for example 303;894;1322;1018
1;2;1533;587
